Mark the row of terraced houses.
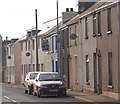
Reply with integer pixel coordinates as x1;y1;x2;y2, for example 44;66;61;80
0;0;120;101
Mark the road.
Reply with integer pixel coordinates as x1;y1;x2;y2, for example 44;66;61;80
1;84;90;104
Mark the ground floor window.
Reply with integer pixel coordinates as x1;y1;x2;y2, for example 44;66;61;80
108;52;112;85
86;55;89;82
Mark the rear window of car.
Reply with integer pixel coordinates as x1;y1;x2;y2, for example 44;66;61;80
30;73;38;79
39;73;61;81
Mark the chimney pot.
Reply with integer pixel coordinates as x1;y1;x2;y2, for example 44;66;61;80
66;8;69;12
6;36;8;40
70;8;73;11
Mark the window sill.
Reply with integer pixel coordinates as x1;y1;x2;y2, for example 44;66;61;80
93;34;97;37
108;85;114;89
55;50;58;53
75;80;79;84
107;31;112;34
50;51;54;53
97;33;102;36
85;35;88;39
86;82;90;85
74;43;77;46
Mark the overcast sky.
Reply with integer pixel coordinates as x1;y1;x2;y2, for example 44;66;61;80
0;0;78;40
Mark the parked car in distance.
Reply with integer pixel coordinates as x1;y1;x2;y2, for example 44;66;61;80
33;72;66;97
24;71;39;94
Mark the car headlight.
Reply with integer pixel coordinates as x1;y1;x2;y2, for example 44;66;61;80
59;84;66;88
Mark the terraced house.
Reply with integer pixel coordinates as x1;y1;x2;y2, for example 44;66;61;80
60;0;120;100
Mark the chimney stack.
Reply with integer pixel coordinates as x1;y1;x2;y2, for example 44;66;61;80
62;8;78;24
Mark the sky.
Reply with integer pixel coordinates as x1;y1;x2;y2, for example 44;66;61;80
0;0;78;40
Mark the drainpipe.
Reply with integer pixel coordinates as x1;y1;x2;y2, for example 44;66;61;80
79;19;83;92
117;1;120;101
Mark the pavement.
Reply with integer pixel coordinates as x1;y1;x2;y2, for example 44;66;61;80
2;83;120;103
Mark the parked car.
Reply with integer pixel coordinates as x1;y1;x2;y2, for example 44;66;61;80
24;71;39;94
33;72;66;97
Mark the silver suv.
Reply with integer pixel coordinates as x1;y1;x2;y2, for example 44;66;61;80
24;72;39;94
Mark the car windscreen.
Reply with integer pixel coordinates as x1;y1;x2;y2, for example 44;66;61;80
39;73;61;81
30;73;38;79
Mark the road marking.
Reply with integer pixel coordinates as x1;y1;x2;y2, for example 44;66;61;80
4;96;10;100
11;100;17;103
4;96;18;104
75;96;93;102
79;97;93;102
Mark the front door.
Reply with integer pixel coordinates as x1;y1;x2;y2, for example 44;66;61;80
93;53;102;94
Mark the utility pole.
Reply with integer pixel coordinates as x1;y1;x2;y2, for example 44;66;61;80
35;9;38;71
56;0;60;74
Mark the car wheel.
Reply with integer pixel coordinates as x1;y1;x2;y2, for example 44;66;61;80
24;90;28;94
37;89;41;98
28;86;32;95
63;91;67;96
33;92;37;96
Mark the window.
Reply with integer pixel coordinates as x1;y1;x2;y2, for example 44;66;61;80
66;28;69;47
52;59;54;72
28;40;30;50
21;42;23;51
37;37;40;49
62;30;65;49
107;8;112;33
75;56;78;82
108;52;112;85
51;36;54;51
55;61;58;72
38;64;40;71
93;13;96;36
97;12;101;35
55;35;57;51
33;64;35;71
28;64;30;72
41;64;43;72
32;39;35;50
86;55;89;82
26;41;27;51
85;17;88;39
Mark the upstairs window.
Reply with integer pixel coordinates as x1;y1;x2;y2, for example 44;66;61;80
85;17;88;39
97;12;101;35
93;13;96;36
21;42;23;51
86;55;89;83
107;8;112;34
26;41;27;51
32;39;35;50
55;35;58;51
108;52;113;86
28;40;30;50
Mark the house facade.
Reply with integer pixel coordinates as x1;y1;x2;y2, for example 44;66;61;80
6;39;18;84
64;1;120;100
96;1;120;100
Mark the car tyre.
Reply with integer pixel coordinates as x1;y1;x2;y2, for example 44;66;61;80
24;90;28;94
37;89;41;98
33;92;37;96
28;86;32;95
